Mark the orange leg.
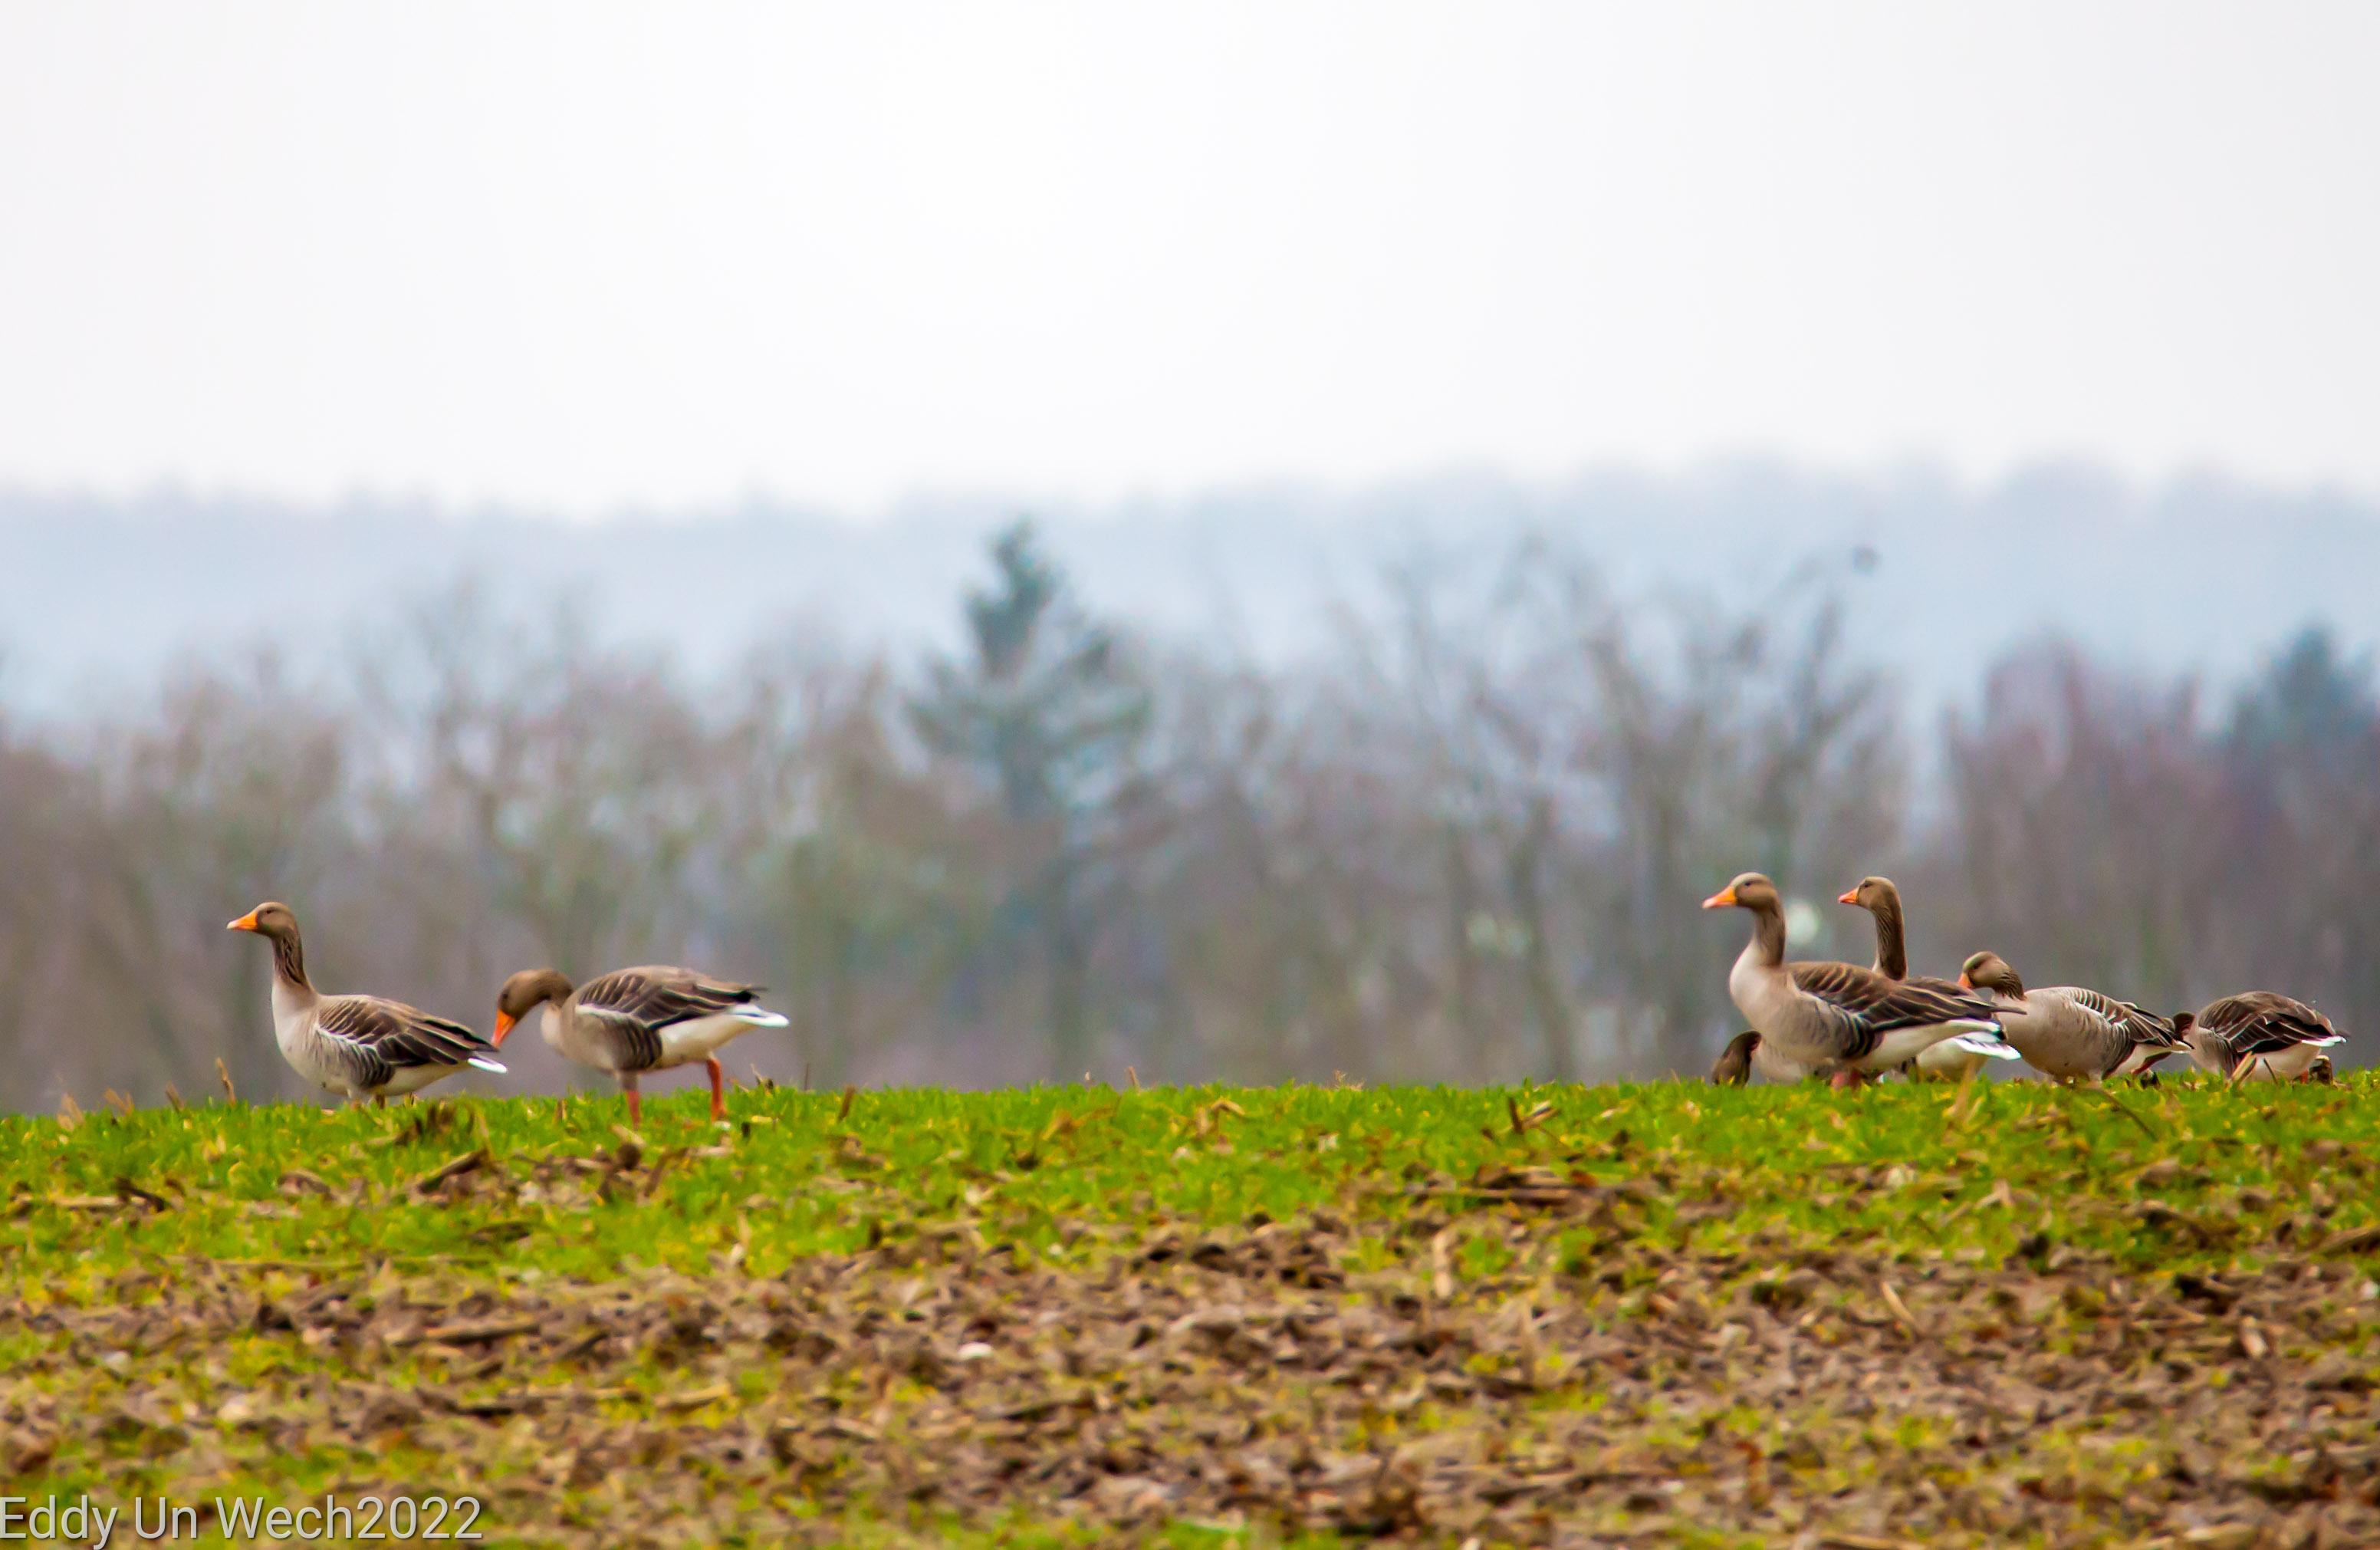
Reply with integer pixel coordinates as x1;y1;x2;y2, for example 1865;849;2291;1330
623;1078;642;1129
374;1094;386;1109
706;1056;726;1122
1829;1068;1866;1091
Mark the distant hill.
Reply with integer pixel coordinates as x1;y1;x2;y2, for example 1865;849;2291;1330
5;462;2375;714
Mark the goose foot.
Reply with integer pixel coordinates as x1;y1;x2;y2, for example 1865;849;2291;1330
1829;1068;1866;1092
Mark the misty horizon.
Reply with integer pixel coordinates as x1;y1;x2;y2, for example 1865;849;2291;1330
8;457;2375;729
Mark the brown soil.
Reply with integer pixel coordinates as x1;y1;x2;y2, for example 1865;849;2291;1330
8;1209;2380;1546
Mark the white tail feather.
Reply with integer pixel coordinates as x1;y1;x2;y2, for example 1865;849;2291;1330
1948;1032;2020;1059
468;1055;508;1074
735;1007;790;1028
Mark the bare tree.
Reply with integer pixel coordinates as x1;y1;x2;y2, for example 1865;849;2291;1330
1930;643;2229;1014
67;653;352;1101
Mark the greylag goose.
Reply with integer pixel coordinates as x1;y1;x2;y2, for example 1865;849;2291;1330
1957;950;2186;1082
1708;1030;1816;1085
494;966;788;1126
1704;873;2018;1088
227;903;505;1104
2178;992;2345;1082
1836;875;1990;1080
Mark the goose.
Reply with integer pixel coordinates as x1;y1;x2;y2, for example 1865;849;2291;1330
493;966;788;1126
1956;950;2186;1082
1836;875;1990;1081
1704;873;2018;1088
227;902;505;1105
1708;1030;1816;1086
2178;992;2345;1082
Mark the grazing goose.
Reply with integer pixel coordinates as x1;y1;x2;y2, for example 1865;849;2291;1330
1957;950;2185;1082
227;903;505;1105
494;966;788;1126
2179;992;2345;1082
1704;872;2018;1088
1708;1030;1816;1086
1836;875;1990;1081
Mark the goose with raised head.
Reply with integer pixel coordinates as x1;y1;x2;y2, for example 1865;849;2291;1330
228;902;505;1105
1704;873;2019;1088
495;966;789;1126
1836;875;1992;1081
1957;950;2186;1082
2179;992;2345;1082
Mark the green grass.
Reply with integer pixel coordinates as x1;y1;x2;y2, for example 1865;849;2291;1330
12;1074;2376;1283
3;1074;2378;1546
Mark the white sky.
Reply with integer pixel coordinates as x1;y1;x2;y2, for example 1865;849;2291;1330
0;2;2374;517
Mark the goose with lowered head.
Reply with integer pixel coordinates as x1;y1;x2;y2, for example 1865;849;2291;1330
495;966;789;1127
1957;950;2186;1082
1704;873;2018;1088
1708;1030;1816;1086
2178;992;2345;1083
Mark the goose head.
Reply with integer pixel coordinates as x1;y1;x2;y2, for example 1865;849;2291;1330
1836;875;1901;912
493;969;576;1047
1710;1031;1758;1086
1701;873;1782;914
226;900;300;943
1959;950;2023;995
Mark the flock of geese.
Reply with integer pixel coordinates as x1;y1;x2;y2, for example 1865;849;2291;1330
219;876;2351;1125
1704;873;2349;1088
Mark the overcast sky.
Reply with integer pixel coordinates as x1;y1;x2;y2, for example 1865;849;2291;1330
1;3;2373;518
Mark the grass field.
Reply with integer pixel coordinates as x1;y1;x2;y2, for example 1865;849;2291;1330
5;1074;2379;1546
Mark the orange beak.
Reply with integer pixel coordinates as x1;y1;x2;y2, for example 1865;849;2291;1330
1700;886;1739;910
1957;972;1972;990
492;1011;516;1048
1836;889;1859;905
227;910;260;933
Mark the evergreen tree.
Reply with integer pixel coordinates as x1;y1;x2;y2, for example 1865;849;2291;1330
909;522;1152;1078
2230;626;2377;770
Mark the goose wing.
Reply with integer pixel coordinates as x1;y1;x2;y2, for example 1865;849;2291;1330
2063;987;2182;1048
315;995;505;1089
571;966;767;1071
1787;963;2001;1061
577;966;764;1028
2204;993;2342;1057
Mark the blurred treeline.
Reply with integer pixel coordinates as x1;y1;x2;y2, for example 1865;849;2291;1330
0;522;2372;1113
